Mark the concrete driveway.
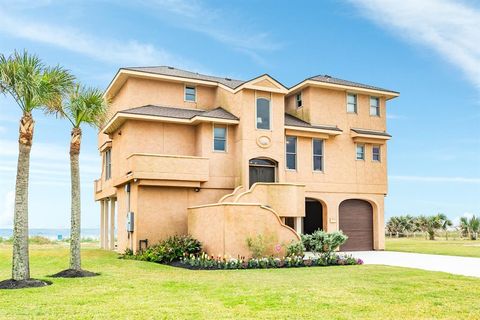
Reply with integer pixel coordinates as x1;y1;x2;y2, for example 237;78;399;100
347;251;480;278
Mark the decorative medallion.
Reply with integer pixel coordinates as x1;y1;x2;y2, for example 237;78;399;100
256;135;272;148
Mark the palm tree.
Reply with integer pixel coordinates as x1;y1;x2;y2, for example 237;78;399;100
437;213;453;240
53;84;107;276
459;215;479;240
0;51;74;285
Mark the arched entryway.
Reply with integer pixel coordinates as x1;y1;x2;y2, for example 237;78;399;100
339;199;373;251
303;198;325;234
249;158;277;188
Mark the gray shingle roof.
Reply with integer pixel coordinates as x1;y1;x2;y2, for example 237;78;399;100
119;105;239;121
351;128;391;137
124;66;246;89
285;113;342;132
306;75;398;94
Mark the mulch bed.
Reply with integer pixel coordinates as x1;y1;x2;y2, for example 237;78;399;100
0;279;52;290
50;269;99;278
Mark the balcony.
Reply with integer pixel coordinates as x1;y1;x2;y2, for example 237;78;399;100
94;179;102;193
118;153;210;186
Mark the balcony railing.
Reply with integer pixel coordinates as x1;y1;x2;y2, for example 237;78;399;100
125;153;209;182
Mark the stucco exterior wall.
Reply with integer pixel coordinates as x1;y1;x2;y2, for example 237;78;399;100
188;203;300;258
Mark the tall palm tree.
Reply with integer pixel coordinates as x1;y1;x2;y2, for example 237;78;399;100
54;84;107;276
0;51;74;285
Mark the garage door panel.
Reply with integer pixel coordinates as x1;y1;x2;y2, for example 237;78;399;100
339;199;373;251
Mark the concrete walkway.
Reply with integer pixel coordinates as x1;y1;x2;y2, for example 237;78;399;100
347;251;480;278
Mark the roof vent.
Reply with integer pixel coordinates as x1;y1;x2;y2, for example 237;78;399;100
225;78;232;81
324;74;332;78
167;66;174;69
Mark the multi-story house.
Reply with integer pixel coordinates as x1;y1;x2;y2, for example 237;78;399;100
94;66;398;256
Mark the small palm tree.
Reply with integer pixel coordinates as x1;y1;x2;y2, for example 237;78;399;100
0;51;74;285
459;215;479;240
437;213;453;240
53;84;107;276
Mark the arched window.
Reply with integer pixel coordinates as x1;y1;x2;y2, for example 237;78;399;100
256;98;271;130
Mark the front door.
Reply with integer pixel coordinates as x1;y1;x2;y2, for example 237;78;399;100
249;158;276;187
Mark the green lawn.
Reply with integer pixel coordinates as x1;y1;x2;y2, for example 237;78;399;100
386;237;480;258
1;244;480;319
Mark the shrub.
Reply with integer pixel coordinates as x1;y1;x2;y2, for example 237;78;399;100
29;236;54;245
246;234;276;258
286;240;305;257
301;230;348;256
134;235;202;263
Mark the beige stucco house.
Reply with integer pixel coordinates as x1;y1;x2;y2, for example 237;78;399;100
95;66;399;257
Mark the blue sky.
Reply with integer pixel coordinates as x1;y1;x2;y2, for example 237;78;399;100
0;0;479;229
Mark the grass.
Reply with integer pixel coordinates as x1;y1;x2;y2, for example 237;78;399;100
386;237;480;258
1;244;480;319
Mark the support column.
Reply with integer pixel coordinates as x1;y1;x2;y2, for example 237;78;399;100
100;200;105;248
109;198;116;250
294;217;303;235
103;199;109;249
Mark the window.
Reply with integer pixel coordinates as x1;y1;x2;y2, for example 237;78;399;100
296;92;302;108
286;136;297;170
372;145;381;161
347;93;357;113
313;139;324;171
213;125;227;152
185;86;196;102
105;149;112;180
356;144;365;160
256;98;271;130
370;97;380;116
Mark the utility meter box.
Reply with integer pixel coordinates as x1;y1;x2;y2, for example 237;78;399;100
126;212;134;232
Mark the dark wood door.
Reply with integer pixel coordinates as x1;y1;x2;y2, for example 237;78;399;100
304;200;323;234
249;166;275;187
339;199;373;251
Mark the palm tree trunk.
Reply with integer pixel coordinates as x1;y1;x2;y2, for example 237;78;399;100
69;127;82;270
12;113;34;281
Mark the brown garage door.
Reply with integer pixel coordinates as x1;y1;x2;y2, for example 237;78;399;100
339;199;373;251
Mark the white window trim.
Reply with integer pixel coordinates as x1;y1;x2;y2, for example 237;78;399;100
356;143;365;161
370;96;380;117
255;92;272;131
372;144;381;162
346;92;358;114
312;138;324;172
285;136;297;171
105;149;112;180
184;84;197;103
212;123;228;153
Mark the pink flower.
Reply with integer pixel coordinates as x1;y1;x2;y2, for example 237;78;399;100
274;244;282;253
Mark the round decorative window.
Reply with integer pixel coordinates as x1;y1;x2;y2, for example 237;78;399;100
256;135;271;148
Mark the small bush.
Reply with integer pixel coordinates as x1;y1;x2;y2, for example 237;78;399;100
122;235;202;263
246;234;276;258
301;230;348;256
286;240;305;257
29;236;54;245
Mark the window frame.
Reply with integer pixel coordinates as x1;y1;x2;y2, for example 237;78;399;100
370;96;380;117
372;144;381;162
347;93;357;114
356;144;365;161
312;138;324;172
105;149;112;180
295;92;303;108
255;97;272;131
285;136;297;171
212;124;227;152
184;85;197;102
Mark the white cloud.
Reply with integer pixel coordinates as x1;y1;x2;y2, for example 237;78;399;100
137;0;281;62
0;126;6;134
0;190;14;228
349;0;480;89
389;175;480;183
0;8;193;68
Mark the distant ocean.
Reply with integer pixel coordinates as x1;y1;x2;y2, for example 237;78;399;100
0;228;100;240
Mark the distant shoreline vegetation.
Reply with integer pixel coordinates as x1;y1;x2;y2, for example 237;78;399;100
0;228;100;240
